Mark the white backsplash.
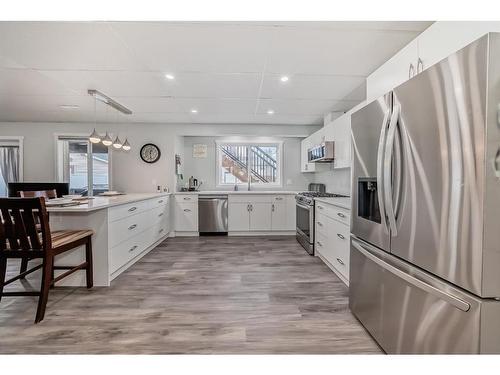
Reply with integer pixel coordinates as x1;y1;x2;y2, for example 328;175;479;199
313;167;351;196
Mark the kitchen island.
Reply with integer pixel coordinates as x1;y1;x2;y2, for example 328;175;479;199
48;193;171;287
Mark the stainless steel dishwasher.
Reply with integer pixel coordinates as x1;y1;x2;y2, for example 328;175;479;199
198;195;228;234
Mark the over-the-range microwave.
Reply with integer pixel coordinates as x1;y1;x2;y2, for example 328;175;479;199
307;141;335;163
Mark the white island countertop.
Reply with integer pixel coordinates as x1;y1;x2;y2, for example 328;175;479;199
46;193;171;213
174;190;298;195
314;196;351;210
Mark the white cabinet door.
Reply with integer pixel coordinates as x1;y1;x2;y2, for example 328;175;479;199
175;202;198;232
332;114;351;169
228;202;250;231
417;22;500;73
271;202;288;231
249;202;272;231
366;39;419;101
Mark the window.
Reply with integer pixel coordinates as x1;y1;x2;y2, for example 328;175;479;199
216;141;282;187
0;137;23;197
57;136;110;196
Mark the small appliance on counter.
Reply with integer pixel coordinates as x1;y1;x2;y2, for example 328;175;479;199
295;183;348;255
188;176;202;191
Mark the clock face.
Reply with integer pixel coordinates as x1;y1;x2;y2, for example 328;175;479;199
140;143;161;163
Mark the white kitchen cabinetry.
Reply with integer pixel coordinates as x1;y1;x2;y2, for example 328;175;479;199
228;194;295;234
300;137;316;173
366;39;419;101
315;199;350;286
366;22;500;101
323;113;352;169
174;194;198;235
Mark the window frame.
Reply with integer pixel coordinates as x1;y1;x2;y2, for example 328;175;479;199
215;139;283;189
54;133;112;196
0;136;24;197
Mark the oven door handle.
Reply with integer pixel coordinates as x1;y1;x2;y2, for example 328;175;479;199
296;202;313;211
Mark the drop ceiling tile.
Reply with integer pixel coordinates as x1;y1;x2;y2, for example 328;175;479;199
256;98;339;116
0;22;147;71
0;68;78;96
110;22;269;73
117;97;182;113
260;74;365;100
175;98;257;115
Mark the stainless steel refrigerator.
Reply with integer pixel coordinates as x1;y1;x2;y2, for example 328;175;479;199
350;33;500;354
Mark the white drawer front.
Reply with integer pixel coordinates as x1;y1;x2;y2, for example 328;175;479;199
229;195;274;203
175;202;198;232
329;220;350;280
272;195;289;202
175;194;198;203
108;200;150;222
109;210;153;248
109;226;156;274
315;202;350;226
150;196;169;208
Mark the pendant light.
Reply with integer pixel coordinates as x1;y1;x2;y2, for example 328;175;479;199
113;135;122;149
102;131;113;146
122;138;131;151
89;96;101;143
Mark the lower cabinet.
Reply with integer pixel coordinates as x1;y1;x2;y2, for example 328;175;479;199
315;202;350;285
108;195;170;276
174;194;198;234
228;195;295;233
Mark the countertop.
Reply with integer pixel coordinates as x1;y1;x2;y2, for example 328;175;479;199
314;197;351;210
174;191;298;195
47;193;171;213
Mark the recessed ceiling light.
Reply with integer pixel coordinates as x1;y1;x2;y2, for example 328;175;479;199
280;76;289;83
165;73;175;80
267;109;275;115
59;104;80;110
191;109;198;114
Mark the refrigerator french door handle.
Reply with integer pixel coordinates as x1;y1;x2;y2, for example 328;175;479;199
351;240;471;312
384;104;400;236
376;108;391;233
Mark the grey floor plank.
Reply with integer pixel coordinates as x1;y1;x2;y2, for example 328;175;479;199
0;236;381;354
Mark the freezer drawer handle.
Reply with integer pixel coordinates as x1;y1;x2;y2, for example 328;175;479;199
352;241;471;312
336;258;345;265
337;233;345;240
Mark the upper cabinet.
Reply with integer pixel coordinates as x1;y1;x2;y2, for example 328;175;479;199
366;22;500;101
301;128;325;173
366;39;419;101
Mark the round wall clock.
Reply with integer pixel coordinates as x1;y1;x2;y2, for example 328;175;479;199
140;143;161;163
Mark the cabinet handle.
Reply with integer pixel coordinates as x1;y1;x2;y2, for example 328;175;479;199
247;204;250;212
158;199;164;203
417;58;424;73
158;212;164;217
408;63;415;79
129;245;138;253
128;224;137;230
317;221;323;227
316;241;323;247
305;164;308;170
159;228;164;233
336;258;345;266
337;212;345;218
337;233;345;240
275;197;283;201
272;204;275;212
128;206;137;212
317;205;324;210
183;197;191;200
183;209;191;212
249;204;253;212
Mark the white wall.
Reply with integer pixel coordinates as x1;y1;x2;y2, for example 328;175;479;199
182;136;313;191
312;167;351;196
0;122;319;193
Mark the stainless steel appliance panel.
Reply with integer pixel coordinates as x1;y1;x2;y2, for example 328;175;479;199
198;195;228;233
482;33;500;297
351;94;392;252
350;236;485;354
296;202;314;254
390;35;488;296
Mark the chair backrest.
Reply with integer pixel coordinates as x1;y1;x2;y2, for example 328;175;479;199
0;198;52;252
19;189;57;199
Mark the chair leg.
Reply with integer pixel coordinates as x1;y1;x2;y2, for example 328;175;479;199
35;255;53;323
85;237;93;289
19;258;28;279
50;257;55;289
0;257;7;303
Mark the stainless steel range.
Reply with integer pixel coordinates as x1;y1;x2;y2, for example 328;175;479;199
296;183;347;255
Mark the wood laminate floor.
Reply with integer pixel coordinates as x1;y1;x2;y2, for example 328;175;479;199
0;236;381;354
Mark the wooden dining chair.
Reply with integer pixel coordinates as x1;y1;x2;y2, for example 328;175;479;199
0;197;93;323
17;190;58;278
19;189;58;199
